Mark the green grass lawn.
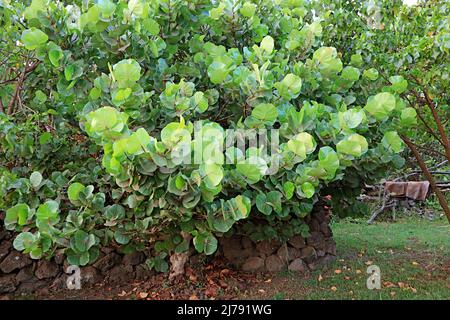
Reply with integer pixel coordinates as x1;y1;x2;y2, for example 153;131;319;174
242;216;449;300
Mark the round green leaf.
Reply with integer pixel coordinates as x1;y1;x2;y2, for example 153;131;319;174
341;66;361;82
251;103;278;123
260;35;274;54
301;182;315;198
283;181;295;200
208;61;229;84
400;107;417;126
200;163;224;188
193;233;218;255
5;204;30;229
13;232;36;251
287;132;316;160
68;182;85;202
114;230;131;245
336;134;369;157
389;75;408;93
36;200;59;221
364;92;396;121
240;2;257;17
363;68;379;81
318;146;340;179
30;171;43;189
21;28;48;50
382;131;404;153
256;193;272;215
112;59;142;88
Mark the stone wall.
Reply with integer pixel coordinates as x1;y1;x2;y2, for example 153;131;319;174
0;229;154;296
0;204;336;296
219;204;336;272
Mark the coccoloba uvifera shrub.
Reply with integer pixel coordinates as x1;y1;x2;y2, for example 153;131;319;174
80;52;410;257
2;0;415;266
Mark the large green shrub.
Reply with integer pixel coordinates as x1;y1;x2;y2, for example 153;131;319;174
0;0;416;268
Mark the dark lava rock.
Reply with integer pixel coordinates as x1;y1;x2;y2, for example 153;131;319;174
16;265;35;283
81;266;103;286
288;236;306;249
265;255;285;272
0;251;32;273
241;257;265;272
0;274;17;294
288;258;307;272
108;265;135;284
35;260;59;279
255;240;279;257
122;251;145;266
93;253;121;273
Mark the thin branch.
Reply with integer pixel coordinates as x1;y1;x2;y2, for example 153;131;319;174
393;160;448;182
421;88;450;163
402;93;444;145
7;58;29;115
409;140;446;158
409;75;450;163
367;189;390;224
0;59;41;86
401;134;450;223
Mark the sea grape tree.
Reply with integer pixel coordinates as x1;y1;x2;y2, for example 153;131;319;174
0;0;418;270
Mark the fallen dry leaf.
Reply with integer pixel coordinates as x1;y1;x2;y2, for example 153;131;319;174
189;274;198;282
318;274;323;282
205;286;218;297
138;292;148;299
390;291;396;297
383;281;396;288
330;286;337;292
117;290;127;297
356;269;362;274
412;261;419;266
365;260;373;266
220;269;230;275
218;280;228;289
334;269;342;274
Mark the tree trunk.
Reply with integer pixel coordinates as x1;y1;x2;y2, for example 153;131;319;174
401;135;450;223
168;232;192;280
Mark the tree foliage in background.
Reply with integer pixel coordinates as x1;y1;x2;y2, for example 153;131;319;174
316;0;449;218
